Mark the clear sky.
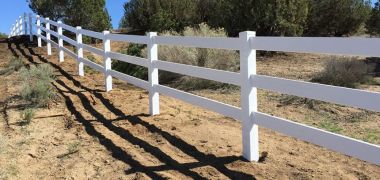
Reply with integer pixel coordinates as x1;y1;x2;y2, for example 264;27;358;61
0;0;377;35
0;0;126;34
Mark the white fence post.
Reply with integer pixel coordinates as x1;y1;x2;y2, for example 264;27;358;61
76;26;84;76
36;15;41;47
147;32;159;115
45;18;51;56
103;31;112;91
239;31;259;162
24;13;28;35
19;16;23;35
29;13;33;42
10;24;14;37
57;21;64;62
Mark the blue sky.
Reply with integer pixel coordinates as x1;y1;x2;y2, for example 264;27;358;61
0;0;126;34
0;0;377;35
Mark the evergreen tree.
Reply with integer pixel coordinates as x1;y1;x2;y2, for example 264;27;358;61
367;0;380;36
64;0;111;32
28;0;68;21
307;0;371;36
120;0;198;32
28;0;111;32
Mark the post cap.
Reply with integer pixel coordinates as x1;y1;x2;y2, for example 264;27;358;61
146;32;157;37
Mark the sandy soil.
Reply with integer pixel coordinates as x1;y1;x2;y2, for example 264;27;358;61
0;36;379;179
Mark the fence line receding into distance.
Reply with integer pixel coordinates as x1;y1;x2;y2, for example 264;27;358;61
8;13;380;165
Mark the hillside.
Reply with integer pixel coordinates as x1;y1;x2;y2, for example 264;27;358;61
0;36;379;179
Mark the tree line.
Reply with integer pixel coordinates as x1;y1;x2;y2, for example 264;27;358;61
28;0;380;37
120;0;380;37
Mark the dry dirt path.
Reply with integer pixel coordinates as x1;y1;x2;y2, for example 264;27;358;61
0;36;379;179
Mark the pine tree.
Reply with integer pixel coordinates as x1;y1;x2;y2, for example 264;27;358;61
307;0;372;36
64;0;111;32
28;0;111;32
28;0;68;21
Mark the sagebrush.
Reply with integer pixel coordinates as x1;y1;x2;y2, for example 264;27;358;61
19;64;56;107
0;57;23;75
145;23;239;90
312;57;375;88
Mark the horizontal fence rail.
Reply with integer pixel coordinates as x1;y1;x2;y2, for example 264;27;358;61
254;112;380;164
155;60;241;86
251;37;380;57
8;13;380;166
108;51;150;67
155;36;241;50
251;75;380;112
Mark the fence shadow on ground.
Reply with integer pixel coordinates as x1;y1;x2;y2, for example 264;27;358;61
6;36;257;179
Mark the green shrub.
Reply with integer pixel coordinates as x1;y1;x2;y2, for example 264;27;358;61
0;57;23;75
19;64;56;107
312;57;375;88
19;108;35;126
112;44;148;80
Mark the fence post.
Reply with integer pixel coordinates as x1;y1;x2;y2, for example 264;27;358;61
45;18;51;56
10;24;14;37
103;31;112;92
29;13;33;42
239;31;259;162
76;26;84;76
57;21;64;62
24;13;28;35
147;32;159;115
19;16;23;35
36;15;41;47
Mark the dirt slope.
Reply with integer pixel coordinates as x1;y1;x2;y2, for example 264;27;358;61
0;36;379;179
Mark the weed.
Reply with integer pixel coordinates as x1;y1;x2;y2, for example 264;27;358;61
84;66;97;74
318;121;342;133
0;57;23;75
87;54;96;62
57;141;81;158
67;142;80;154
19;64;56;107
312;57;375;88
364;129;380;144
279;95;321;109
19;108;35;126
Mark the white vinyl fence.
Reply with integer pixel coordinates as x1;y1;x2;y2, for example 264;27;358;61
9;13;380;165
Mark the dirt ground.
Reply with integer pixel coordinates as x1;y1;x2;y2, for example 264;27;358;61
0;36;379;179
